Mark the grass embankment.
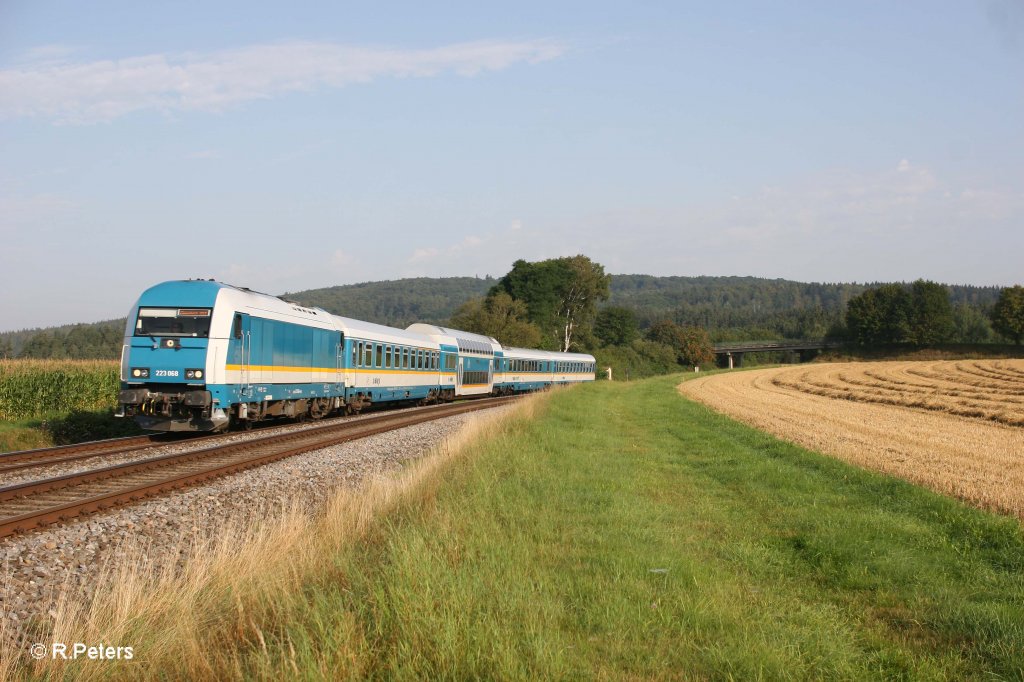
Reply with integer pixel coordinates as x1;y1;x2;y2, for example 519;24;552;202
24;377;1024;680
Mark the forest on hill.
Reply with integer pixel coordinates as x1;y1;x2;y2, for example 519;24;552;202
0;274;1007;360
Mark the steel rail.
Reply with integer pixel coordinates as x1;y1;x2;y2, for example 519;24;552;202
0;435;163;467
0;397;515;538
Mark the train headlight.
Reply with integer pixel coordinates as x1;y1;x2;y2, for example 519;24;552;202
131;368;150;379
185;368;204;380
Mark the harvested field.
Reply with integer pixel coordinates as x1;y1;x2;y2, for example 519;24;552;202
679;360;1024;520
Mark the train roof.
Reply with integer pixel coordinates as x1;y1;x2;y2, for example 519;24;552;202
405;323;501;355
334;316;440;348
503;347;596;362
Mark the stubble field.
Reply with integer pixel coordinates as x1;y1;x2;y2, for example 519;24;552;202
679;360;1024;520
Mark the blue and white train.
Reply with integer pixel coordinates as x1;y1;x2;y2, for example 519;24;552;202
117;280;596;431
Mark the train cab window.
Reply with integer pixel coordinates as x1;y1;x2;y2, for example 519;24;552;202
233;314;243;339
136;307;212;338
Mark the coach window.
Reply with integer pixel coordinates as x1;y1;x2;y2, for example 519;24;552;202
375;344;383;368
399;347;406;369
356;342;363;367
384;346;391;368
364;344;372;368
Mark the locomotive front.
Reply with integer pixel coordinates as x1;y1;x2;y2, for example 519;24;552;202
117;280;229;432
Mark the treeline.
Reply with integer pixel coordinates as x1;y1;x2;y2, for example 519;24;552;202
0;320;126;360
284;277;494;328
846;282;1024;348
1;273;1015;361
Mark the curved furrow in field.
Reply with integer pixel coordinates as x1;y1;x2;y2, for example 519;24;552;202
679;361;1024;520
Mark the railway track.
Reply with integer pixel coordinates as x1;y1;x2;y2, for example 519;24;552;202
0;397;514;538
0;434;191;475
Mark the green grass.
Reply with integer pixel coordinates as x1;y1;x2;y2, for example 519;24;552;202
211;376;1024;680
0;418;51;452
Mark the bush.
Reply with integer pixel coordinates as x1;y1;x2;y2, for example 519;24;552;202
594;339;679;380
43;410;142;445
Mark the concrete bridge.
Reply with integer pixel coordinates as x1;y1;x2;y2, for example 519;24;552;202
712;339;844;368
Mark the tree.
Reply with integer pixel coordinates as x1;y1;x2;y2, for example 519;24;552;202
593;306;639;346
645;320;714;367
845;284;911;346
952;304;994;343
907;279;953;345
676;326;715;366
0;337;12;360
492;255;610;351
448;292;543;348
991;285;1024;345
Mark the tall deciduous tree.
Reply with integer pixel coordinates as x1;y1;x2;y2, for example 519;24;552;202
493;255;610;351
448;292;543;348
845;284;911;346
991;285;1024;345
907;279;954;345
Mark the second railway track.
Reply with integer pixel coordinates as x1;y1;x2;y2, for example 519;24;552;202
0;397;515;539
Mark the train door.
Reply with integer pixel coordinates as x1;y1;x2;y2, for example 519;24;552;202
335;333;346;396
232;313;252;398
457;356;464;391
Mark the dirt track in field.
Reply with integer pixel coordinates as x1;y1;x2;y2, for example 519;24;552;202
678;360;1024;520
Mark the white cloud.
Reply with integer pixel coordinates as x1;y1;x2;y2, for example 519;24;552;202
0;39;566;124
331;249;353;266
408;247;440;263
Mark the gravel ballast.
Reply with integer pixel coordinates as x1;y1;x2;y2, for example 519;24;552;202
0;406;509;649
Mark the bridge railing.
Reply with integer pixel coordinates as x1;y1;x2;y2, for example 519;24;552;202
712;339;844;353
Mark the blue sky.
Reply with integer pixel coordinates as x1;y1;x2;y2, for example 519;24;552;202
1;1;1022;330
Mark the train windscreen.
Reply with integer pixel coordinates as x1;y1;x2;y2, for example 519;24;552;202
135;308;212;337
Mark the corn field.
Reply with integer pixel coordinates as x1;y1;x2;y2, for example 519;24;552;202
0;359;120;421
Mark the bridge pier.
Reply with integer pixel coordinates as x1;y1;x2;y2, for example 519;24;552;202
725;352;743;369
